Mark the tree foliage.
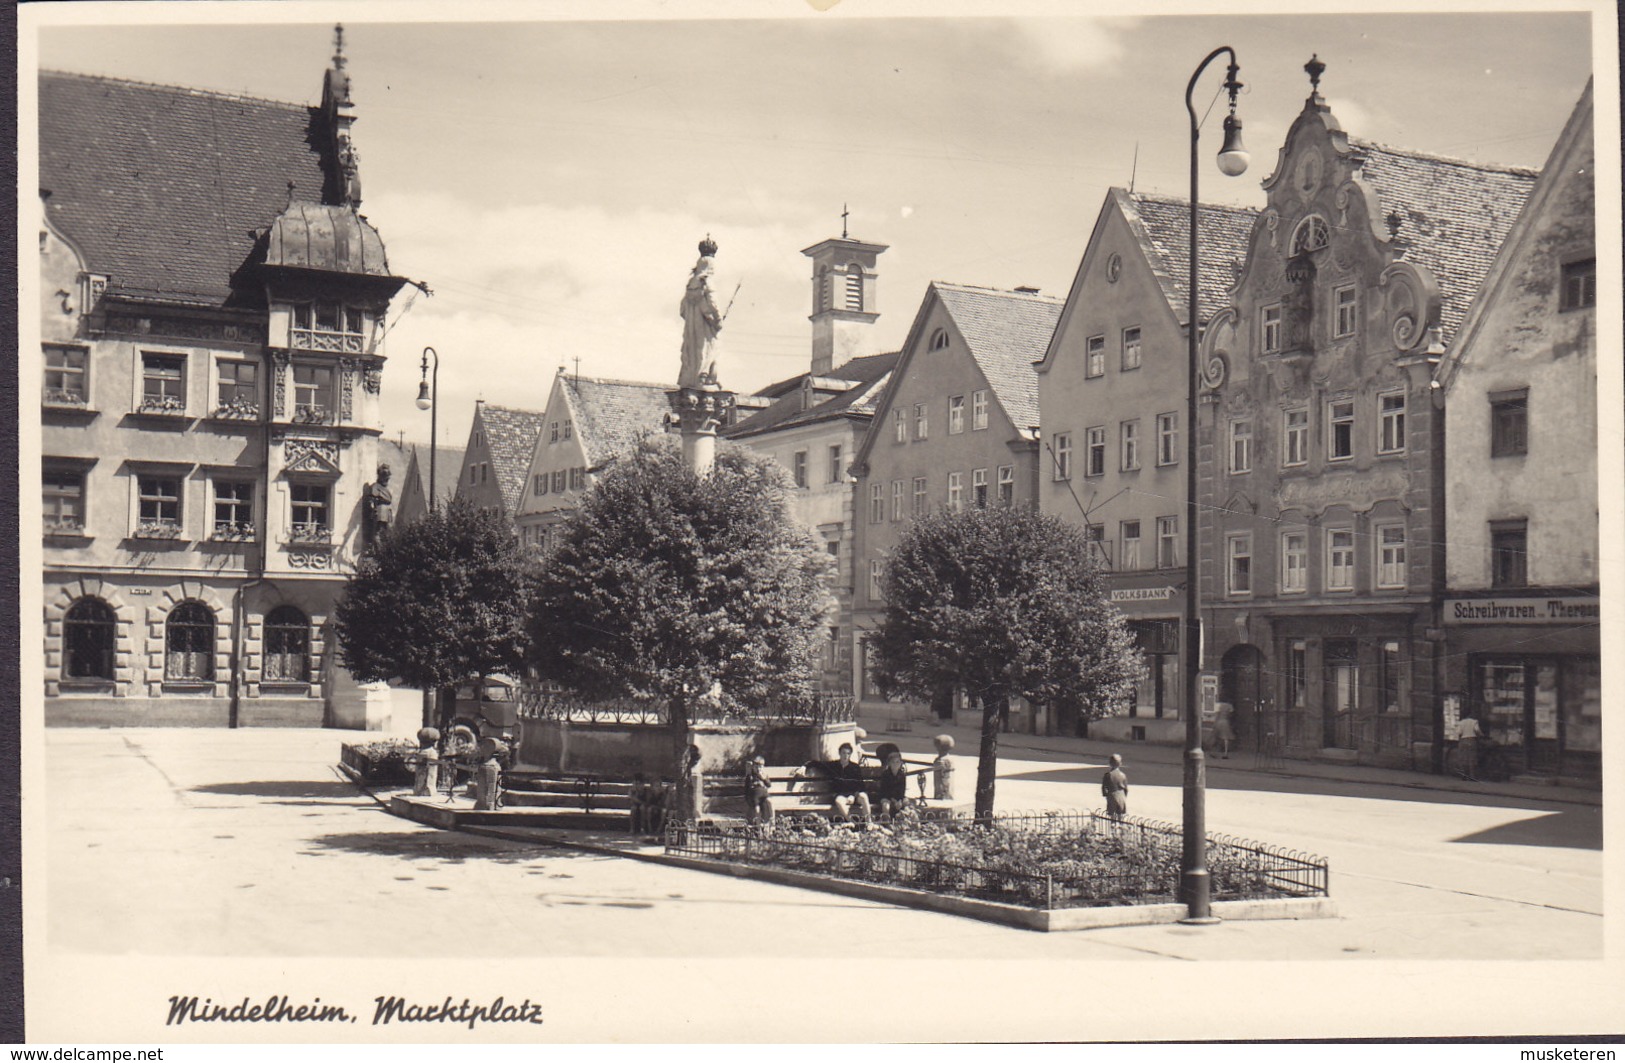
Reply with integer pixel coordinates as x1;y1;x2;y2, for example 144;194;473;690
528;438;833;714
872;505;1143;816
332;498;532;698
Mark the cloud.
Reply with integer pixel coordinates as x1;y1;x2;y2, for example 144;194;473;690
1006;17;1137;74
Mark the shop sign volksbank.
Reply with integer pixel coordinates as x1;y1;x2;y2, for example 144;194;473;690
1443;596;1600;625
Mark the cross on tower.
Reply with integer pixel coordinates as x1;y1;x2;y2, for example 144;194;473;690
333;24;347;69
841;204;849;240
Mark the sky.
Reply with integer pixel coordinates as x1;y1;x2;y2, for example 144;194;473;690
24;4;1599;455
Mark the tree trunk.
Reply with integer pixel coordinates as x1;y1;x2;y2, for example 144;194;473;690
975;690;1008;819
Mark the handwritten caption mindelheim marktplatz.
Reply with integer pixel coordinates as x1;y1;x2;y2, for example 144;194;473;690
165;995;546;1029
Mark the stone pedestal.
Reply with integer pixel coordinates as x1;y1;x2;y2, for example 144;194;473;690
666;385;736;477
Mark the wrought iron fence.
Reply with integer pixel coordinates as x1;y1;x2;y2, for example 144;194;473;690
666;808;1328;909
516;686;855;727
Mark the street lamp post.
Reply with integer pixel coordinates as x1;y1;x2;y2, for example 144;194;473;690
1182;47;1248;923
416;346;439;511
416;345;439;730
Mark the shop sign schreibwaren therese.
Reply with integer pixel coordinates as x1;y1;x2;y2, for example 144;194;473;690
1442;596;1599;625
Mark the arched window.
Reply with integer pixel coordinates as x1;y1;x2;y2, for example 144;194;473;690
263;605;310;685
1290;214;1330;255
63;597;116;681
165;601;215;682
844;264;864;311
929;328;950;352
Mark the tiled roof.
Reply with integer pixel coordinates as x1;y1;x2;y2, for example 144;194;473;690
560;376;672;466
1349;139;1538;344
39;70;333;307
1120;190;1258;326
934;284;1064;434
478;405;547;516
727;352;899;438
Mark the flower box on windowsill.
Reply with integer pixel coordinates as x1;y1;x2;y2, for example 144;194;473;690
211;523;257;542
43;388;90;408
293;405;334;425
44;518;87;538
211;401;261;421
287;525;331;545
135;397;189;417
133;521;183;540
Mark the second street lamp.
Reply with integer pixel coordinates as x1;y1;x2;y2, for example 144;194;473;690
417;346;439;512
1182;46;1248;924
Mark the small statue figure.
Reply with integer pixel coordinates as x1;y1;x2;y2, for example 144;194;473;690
932;733;956;801
678;237;723;389
411;726;440;797
365;463;394;543
473;737;506;811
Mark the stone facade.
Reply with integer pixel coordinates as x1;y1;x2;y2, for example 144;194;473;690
1194;71;1536;769
37;40;409;728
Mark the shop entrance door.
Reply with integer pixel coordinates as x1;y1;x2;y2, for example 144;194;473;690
1323;641;1358;749
1478;657;1562;774
1220;644;1264;749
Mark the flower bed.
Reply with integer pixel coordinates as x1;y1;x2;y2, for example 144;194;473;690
668;809;1327;910
340;739;418;785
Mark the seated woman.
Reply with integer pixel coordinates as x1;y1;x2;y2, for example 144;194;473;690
876;750;909;818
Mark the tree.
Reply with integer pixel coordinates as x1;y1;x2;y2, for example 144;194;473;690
871;505;1143;818
332;499;532;727
529;438;832;743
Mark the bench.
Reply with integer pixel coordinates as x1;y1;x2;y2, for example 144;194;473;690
702;757;944;822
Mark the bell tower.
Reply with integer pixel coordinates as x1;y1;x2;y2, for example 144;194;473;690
802;209;887;376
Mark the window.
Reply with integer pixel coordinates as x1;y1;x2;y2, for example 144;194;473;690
869;558;885;601
1261;304;1282;353
263;605;309;685
213;480;254;538
1290;214;1329;254
535;474;549;497
972;468;988;508
562;420;573;441
1121;420;1140;471
893;408;907;444
1328;399;1355;460
1121;327;1142;371
1052;433;1073;481
140;354;186;414
44;469;84;534
1085;426;1107;477
891;480;905;521
1156;516;1178;568
912;477;928;516
1560;259;1596;310
549;422;560;444
1121;520;1142;569
1281;531;1308;593
63;597;116;681
1229;420;1252;474
136;475;181;536
1376;523;1407;589
552;469;566;493
793;450;808;489
1491;519;1528;588
913;403;928;440
996;466;1014;506
215;361;258;417
929;328;950;352
948;395;965;434
1086;336;1105;378
1333;285;1358;338
292;364;335;423
290;483;330;541
869;483;884;524
972;390;989;431
1283;408;1309;467
44;344;88;405
1156;413;1178;466
1378;392;1406;454
291;301;364;352
1086;524;1108;564
1490;389;1528;457
164;601;215;683
1326;528;1356;591
947;472;964;510
828;444;844;484
1227;534;1252;595
569;467;584;491
1286;640;1308;710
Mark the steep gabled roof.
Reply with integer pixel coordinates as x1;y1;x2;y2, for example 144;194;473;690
726;351;899;439
38;70;333;307
934;283;1064;434
1349;138;1539;345
559;375;672;467
1119;190;1258;326
478;405;547;516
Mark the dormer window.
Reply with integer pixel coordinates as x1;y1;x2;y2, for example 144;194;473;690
1290;214;1330;255
291;301;365;353
929;329;949;352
